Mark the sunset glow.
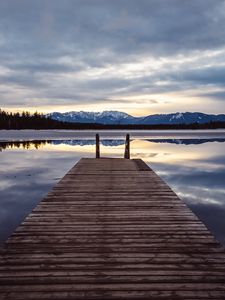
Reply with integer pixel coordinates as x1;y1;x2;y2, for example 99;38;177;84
0;1;225;115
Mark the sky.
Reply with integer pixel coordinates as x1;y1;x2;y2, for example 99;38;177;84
1;0;225;116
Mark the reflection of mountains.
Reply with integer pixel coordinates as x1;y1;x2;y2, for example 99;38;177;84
52;139;125;147
1;138;225;151
55;138;225;146
147;138;225;145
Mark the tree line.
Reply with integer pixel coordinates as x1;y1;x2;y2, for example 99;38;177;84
0;109;82;129
0;109;225;130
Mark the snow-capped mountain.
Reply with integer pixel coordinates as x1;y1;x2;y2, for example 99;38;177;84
47;111;225;125
47;111;132;124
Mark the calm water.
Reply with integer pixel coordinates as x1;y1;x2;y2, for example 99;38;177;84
1;132;225;246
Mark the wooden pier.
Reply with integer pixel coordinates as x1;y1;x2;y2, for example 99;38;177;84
1;155;225;299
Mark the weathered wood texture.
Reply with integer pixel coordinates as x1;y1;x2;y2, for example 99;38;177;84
1;158;225;300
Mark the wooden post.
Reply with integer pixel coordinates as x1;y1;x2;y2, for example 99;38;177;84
96;134;100;158
124;134;130;159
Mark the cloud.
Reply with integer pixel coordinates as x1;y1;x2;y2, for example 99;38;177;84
0;0;225;112
198;90;225;101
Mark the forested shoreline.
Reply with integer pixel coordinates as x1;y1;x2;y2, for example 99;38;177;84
0;109;225;130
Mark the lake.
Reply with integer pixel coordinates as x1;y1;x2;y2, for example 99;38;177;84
0;130;225;246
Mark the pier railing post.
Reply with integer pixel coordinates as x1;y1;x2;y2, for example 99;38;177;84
124;134;130;159
96;134;100;158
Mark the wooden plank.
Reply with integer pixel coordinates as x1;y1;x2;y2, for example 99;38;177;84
1;157;225;300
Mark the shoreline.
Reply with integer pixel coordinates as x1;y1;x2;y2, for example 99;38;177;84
1;129;225;141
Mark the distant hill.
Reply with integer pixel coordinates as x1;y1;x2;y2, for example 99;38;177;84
47;111;225;125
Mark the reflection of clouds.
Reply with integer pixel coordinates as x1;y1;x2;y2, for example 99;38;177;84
134;153;159;158
0;148;84;244
178;190;225;206
148;159;225;246
159;164;225;190
148;151;225;171
1;136;225;247
134;152;172;159
0;179;15;191
132;139;202;164
198;155;225;167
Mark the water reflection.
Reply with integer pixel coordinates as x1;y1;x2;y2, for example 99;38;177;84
0;136;225;246
0;139;126;151
0;140;51;151
157;163;225;245
1;138;225;151
147;138;225;145
52;139;125;147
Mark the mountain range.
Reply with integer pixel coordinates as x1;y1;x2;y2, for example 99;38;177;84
47;111;225;125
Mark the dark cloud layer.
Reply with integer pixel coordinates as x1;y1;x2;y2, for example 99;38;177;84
0;0;225;111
